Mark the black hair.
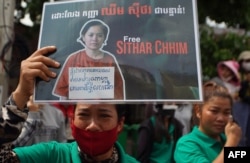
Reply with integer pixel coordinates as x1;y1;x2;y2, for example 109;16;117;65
152;103;172;142
72;104;126;121
203;81;233;106
115;104;127;120
81;20;108;40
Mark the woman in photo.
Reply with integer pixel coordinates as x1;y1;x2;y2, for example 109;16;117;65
53;19;125;100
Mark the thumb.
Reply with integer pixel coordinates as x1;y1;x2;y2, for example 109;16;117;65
225;115;233;134
227;115;233;125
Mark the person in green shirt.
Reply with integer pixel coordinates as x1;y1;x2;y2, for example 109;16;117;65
137;103;183;163
0;46;138;163
174;81;242;163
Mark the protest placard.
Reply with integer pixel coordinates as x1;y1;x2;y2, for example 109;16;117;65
34;0;203;103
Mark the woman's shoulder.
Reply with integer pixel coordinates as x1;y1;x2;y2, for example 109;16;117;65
115;142;139;163
62;50;88;67
15;141;77;150
14;141;78;163
176;127;199;144
67;49;87;59
122;154;140;163
176;132;194;143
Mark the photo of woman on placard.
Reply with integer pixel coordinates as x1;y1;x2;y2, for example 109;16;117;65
53;19;125;100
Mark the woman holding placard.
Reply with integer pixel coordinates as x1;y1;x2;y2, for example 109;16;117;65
0;46;138;163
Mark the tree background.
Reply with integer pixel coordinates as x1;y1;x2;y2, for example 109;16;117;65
197;0;250;79
12;0;250;81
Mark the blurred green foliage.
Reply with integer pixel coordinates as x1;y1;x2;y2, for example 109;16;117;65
199;26;250;79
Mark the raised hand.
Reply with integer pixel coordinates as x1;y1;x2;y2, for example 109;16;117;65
12;46;60;109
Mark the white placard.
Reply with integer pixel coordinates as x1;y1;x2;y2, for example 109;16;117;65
68;67;115;99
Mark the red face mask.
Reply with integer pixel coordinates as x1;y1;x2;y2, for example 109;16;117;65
71;121;118;157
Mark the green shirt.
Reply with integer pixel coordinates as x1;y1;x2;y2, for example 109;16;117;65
150;116;175;163
174;126;226;163
14;141;139;163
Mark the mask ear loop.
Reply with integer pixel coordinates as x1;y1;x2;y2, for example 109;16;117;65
69;108;76;136
117;117;125;134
